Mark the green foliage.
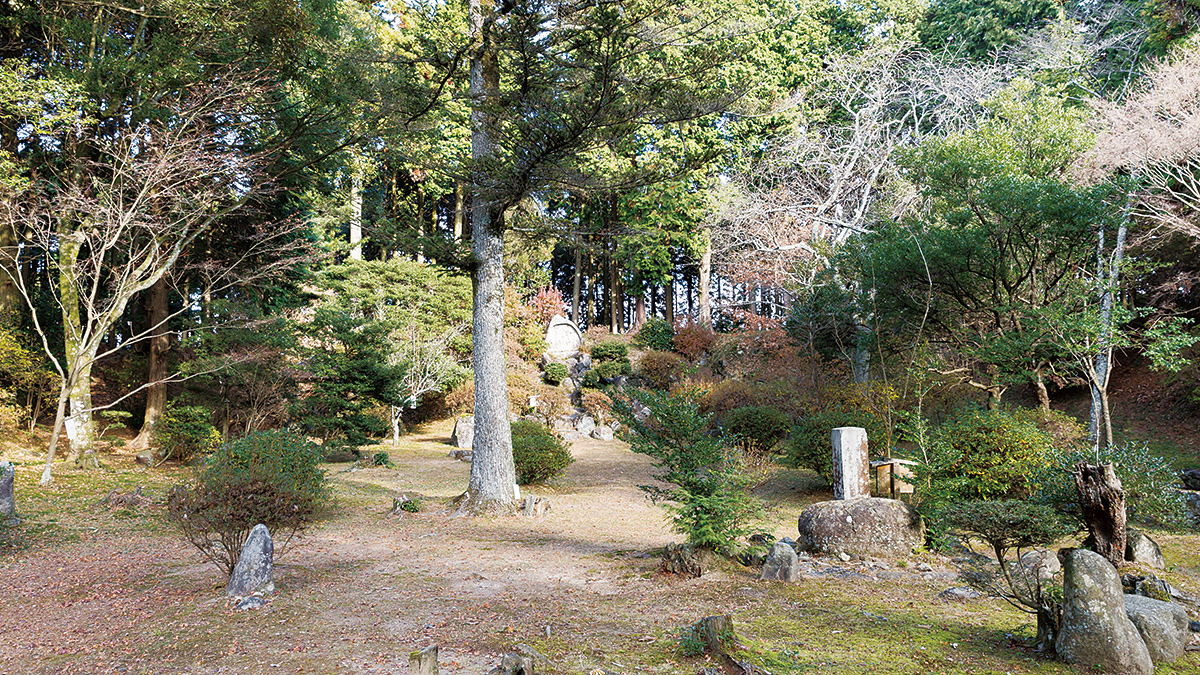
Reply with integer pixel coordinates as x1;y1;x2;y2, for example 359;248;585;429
944;500;1072;562
919;0;1062;59
372;452;393;468
637;350;687;390
167;430;331;577
912;409;1055;538
580;369;601;388
633;318;675;351
510;420;574;485
723;406;791;454
154;404;220;464
614;389;760;553
590;341;628;362
543;362;569;386
400;498;421;513
787;409;884;483
595;359;633;381
1030;441;1190;529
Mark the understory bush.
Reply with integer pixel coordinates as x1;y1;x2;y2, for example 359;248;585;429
581;390;614;425
672;321;718;362
167;430;331;577
1030;441;1190;529
595;359;632;381
787;408;884;483
633;318;674;352
542;362;569;385
590;341;628;362
723;406;791;455
614;389;760;553
154;403;221;464
511;420;573;484
637;350;687;390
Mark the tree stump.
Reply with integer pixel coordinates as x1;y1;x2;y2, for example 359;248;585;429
1073;461;1126;568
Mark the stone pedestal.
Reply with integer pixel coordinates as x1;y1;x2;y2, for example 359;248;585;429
831;427;869;500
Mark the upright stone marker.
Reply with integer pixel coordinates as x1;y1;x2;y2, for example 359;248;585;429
226;523;274;598
0;460;18;525
544;315;583;358
830;427;869;500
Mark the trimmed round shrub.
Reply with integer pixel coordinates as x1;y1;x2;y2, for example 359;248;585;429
787;408;885;482
580;369;601;388
638;349;687;390
543;362;569;385
673;322;718;362
595;359;632;381
697;379;761;419
167;430;331;577
633;318;674;352
723;406;791;454
511;420;573;485
154;404;221;464
591;341;628;362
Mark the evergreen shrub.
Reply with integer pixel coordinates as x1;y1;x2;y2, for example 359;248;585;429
591;341;628;362
633;318;674;352
511;420;573;484
637;350;687;390
787;409;884;483
543;362;569;385
154;404;221;464
723;406;791;454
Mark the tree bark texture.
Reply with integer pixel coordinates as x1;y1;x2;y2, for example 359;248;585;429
350;172;363;260
1073;461;1126;568
461;0;517;514
698;235;712;326
132;276;170;450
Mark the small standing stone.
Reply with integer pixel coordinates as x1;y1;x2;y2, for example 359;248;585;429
486;652;534;675
450;416;474;449
0;460;18;525
226;524;275;598
575;415;596;435
760;542;800;582
590;426;614;441
409;644;439;675
830;427;869;500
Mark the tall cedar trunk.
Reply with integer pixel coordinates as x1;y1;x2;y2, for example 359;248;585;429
698;236;712;326
571;246;582;324
0;223;18;318
1073;461;1127;568
635;289;646;326
665;276;675;325
350;172;363;260
132;276;169;450
586;254;596;328
460;0;517;513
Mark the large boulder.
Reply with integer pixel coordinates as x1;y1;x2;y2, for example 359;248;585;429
1055;548;1152;675
760;542;800;582
226;523;275;598
1124;594;1191;663
796;497;924;557
1125;529;1166;569
1180;468;1200;491
575;415;596;436
450;416;474;449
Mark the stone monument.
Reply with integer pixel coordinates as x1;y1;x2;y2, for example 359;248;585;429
831;427;869;500
544;315;583;358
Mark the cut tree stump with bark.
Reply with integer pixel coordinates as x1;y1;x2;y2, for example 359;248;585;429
1073;461;1127;568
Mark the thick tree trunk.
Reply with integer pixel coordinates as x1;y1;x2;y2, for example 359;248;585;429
58;231;97;469
571;246;582;324
1034;363;1051;411
1073;461;1126;568
64;360;96;469
460;0;517;514
635;289;646;327
852;322;871;385
132;277;170;451
350;172;363;261
0;223;18;319
665;276;675;325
